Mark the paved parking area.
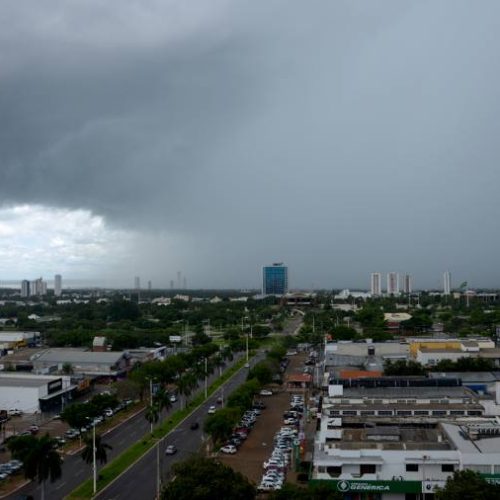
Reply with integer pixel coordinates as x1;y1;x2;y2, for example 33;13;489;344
219;352;310;485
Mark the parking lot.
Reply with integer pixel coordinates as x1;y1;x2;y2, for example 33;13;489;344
219;351;313;487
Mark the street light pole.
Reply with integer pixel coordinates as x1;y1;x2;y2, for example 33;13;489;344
156;440;161;499
150;378;154;434
92;423;97;495
204;357;208;399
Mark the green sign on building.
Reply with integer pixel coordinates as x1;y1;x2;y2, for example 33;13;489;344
310;479;422;494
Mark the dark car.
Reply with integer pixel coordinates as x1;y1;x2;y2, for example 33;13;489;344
190;421;199;430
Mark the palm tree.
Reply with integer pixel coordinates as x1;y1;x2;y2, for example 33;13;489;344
82;433;112;465
145;403;160;431
8;434;62;500
177;373;196;409
154;387;172;416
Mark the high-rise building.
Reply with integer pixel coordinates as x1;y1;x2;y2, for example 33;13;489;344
147;280;152;291
30;277;47;296
387;272;399;295
176;271;181;289
170;280;174;290
402;273;412;294
134;276;140;290
54;274;62;297
370;273;382;296
443;271;451;295
21;280;30;298
262;263;288;296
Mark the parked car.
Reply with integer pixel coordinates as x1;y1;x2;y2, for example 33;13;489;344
190;421;199;430
169;394;177;403
104;408;114;418
28;425;39;435
220;444;237;454
207;405;216;414
259;389;273;396
8;409;22;417
165;445;177;455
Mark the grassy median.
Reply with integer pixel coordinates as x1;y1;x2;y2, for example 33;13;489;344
67;355;252;499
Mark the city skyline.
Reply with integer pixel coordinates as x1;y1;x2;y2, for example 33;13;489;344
1;2;500;288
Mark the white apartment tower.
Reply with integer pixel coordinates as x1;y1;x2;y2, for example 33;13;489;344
370;273;382;296
54;274;62;297
386;272;399;295
401;273;412;294
443;271;451;295
21;280;30;298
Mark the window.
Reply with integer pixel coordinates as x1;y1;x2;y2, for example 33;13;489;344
397;410;412;416
360;464;376;475
330;410;340;416
414;410;429;416
432;410;446;416
406;464;419;472
360;411;375;416
342;410;357;416
450;410;465;416
378;410;393;416
326;466;342;477
468;411;482;416
442;464;455;473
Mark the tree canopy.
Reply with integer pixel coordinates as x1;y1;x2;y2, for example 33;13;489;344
161;456;255;500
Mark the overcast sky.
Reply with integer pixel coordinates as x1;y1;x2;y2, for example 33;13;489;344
1;0;500;290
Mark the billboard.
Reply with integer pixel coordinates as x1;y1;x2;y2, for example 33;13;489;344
169;335;182;343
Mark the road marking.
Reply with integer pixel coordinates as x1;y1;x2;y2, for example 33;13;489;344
55;481;66;490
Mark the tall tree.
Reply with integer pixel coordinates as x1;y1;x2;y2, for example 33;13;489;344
7;434;62;500
81;433;112;465
161;455;255;500
435;470;500;500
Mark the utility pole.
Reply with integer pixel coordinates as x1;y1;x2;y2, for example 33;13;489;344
92;423;97;495
150;378;154;434
204;357;208;399
246;332;249;364
156;441;161;499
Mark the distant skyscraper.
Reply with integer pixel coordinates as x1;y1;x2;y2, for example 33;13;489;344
387;272;399;295
443;271;451;295
30;277;47;296
183;277;187;289
177;271;181;289
402;274;412;294
170;280;174;290
134;276;140;290
262;263;288;296
54;274;62;297
21;280;30;298
370;273;382;296
147;280;152;291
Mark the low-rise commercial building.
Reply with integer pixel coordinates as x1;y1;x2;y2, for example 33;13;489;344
0;373;75;413
31;349;130;377
312;418;500;499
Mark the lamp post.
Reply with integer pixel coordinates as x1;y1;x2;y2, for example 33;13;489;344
204;357;208;399
92;423;97;495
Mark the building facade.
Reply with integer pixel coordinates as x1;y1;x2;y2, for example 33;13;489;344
387;272;399;295
54;274;62;297
371;273;382;296
443;272;451;295
262;262;288;296
402;274;412;294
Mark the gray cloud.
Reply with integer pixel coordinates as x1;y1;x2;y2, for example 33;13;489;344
1;0;500;288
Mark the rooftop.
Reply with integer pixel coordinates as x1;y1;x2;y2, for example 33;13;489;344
338;386;474;399
31;349;126;364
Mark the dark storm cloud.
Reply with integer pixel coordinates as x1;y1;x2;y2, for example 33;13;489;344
1;0;500;288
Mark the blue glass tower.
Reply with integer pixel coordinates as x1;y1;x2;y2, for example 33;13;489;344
262;263;288;295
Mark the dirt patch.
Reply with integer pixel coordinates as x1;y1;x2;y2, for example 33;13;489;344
219;352;310;485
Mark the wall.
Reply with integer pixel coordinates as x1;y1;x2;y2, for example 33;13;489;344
0;386;41;412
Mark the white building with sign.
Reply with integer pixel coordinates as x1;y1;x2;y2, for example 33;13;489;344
0;373;74;413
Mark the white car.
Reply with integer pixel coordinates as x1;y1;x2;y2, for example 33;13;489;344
220;444;237;454
259;389;273;396
170;394;177;403
208;405;216;414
